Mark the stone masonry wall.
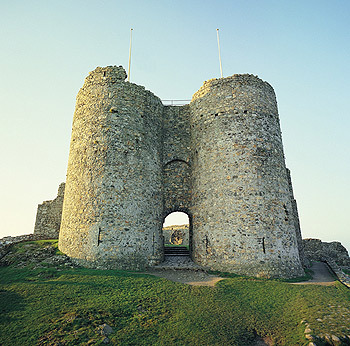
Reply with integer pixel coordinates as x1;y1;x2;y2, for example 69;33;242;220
34;183;65;239
303;238;350;287
59;66;164;269
303;238;350;268
286;168;305;265
0;234;44;260
189;75;304;278
162;105;192;216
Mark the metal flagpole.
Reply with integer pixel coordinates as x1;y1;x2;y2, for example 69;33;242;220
128;28;133;82
216;28;223;78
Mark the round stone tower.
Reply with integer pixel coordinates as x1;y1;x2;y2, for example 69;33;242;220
190;75;304;278
59;66;164;269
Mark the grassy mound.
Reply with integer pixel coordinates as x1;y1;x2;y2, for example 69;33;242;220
1;241;349;345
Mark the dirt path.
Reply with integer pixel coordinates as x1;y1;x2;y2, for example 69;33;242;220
146;255;224;286
292;261;337;286
147;269;224;286
146;259;338;287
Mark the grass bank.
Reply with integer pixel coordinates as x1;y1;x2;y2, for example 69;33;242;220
0;241;349;345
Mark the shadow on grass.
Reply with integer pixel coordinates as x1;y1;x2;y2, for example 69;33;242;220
0;289;25;323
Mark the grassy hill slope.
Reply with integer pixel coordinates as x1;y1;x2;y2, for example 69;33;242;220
0;240;349;345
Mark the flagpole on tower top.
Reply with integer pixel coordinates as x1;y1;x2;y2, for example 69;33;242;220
216;28;223;78
128;28;133;82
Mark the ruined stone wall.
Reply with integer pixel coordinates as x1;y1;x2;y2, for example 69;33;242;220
0;234;40;260
59;66;164;269
163;225;189;246
286;168;305;265
34;183;65;239
303;238;350;268
189;75;304;278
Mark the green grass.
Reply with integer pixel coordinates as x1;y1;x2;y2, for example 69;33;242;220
164;244;189;249
8;239;63;255
1;242;350;345
207;267;314;282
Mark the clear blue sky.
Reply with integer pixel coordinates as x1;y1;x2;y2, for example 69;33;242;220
1;0;349;252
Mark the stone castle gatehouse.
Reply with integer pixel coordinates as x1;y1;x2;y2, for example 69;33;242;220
57;66;304;278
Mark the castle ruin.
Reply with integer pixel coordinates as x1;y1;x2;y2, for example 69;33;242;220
56;65;305;278
34;183;65;238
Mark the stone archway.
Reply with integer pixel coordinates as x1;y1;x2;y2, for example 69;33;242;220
162;158;193;261
162;211;193;260
163;211;189;245
163;159;191;215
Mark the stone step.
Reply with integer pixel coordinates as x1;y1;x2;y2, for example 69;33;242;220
164;251;190;256
164;246;190;256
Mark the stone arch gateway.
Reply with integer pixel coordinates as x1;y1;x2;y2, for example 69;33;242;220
58;65;305;278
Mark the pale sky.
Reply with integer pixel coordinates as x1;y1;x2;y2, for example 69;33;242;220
1;0;349;252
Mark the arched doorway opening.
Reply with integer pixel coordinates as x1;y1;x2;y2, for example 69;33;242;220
162;211;192;259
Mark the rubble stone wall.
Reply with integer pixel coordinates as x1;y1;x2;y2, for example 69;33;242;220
59;66;164;270
162;105;192;216
286;168;305;266
0;234;50;260
303;238;350;268
189;75;304;277
303;238;350;287
163;225;190;246
34;183;65;239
